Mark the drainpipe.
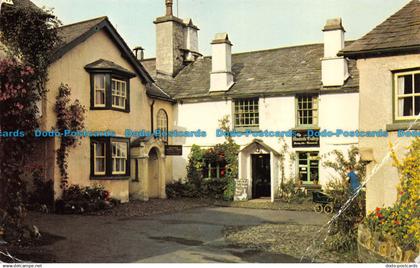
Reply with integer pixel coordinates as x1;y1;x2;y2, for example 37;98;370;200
150;99;155;133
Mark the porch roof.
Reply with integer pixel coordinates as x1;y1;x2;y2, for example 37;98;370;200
240;139;280;157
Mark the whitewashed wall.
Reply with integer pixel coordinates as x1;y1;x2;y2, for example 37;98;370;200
172;92;359;192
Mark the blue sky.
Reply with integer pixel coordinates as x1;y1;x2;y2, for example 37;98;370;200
32;0;409;58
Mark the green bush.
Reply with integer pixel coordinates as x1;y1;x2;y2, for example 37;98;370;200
27;169;54;211
324;178;365;252
55;185;118;214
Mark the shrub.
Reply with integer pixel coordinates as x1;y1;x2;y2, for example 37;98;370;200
278;178;307;203
166;181;198;199
27;169;54;211
55;185;118;214
322;147;367;252
364;138;420;251
324;178;365;252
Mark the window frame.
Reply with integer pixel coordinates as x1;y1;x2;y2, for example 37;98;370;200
93;74;107;108
393;69;420;122
233;98;260;130
88;71;131;113
93;142;106;175
90;137;130;180
295;94;319;128
111;78;128;109
156;109;169;143
297;151;320;185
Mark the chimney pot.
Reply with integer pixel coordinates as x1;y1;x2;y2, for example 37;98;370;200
133;46;144;61
165;0;173;16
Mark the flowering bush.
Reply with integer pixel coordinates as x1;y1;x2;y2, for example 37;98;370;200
364;138;420;251
55;185;118;214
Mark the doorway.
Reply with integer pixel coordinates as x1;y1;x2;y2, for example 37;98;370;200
252;154;271;198
148;147;160;198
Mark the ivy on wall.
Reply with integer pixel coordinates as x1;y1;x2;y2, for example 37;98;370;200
54;84;85;189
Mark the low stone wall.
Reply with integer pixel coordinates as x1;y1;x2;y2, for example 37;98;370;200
357;224;417;263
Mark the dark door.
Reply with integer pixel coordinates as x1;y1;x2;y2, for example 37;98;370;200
252;154;271;198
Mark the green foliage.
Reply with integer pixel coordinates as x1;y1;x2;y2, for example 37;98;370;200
324;178;365;252
167;116;239;201
0;5;60;243
28;168;54;211
321;147;367;252
55;84;86;189
55;185;117;214
323;146;368;182
365;138;420;251
0;4;61;95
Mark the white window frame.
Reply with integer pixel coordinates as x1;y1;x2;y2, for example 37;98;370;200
112;78;127;109
112;141;127;175
394;70;420;121
93;142;106;175
94;74;106;107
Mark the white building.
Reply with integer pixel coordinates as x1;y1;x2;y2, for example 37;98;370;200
142;2;360;201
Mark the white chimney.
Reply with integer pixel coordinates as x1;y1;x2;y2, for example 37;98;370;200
184;19;200;62
321;18;349;87
210;33;234;92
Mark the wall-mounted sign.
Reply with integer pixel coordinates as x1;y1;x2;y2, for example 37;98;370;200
164;145;183;156
292;130;320;148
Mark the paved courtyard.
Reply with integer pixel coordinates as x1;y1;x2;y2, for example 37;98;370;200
28;206;328;263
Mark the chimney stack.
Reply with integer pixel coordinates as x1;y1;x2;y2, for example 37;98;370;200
155;0;200;77
321;18;349;87
209;33;234;92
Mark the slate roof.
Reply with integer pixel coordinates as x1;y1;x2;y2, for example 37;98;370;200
52;16;173;102
340;0;420;58
85;59;136;77
142;42;359;100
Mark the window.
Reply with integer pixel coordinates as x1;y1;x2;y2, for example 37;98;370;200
112;142;127;175
202;162;226;179
94;142;106;175
395;70;420;120
94;74;106;107
296;95;319;127
111;79;127;109
298;152;319;184
156;109;168;142
234;98;259;128
91;138;130;179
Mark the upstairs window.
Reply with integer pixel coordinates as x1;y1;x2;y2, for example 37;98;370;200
296;95;319;127
395;70;420;121
234;98;259;129
85;59;135;113
94;74;107;107
111;79;127;109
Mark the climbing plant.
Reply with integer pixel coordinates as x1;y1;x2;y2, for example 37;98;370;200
166;116;239;200
0;4;61;243
54;84;85;189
